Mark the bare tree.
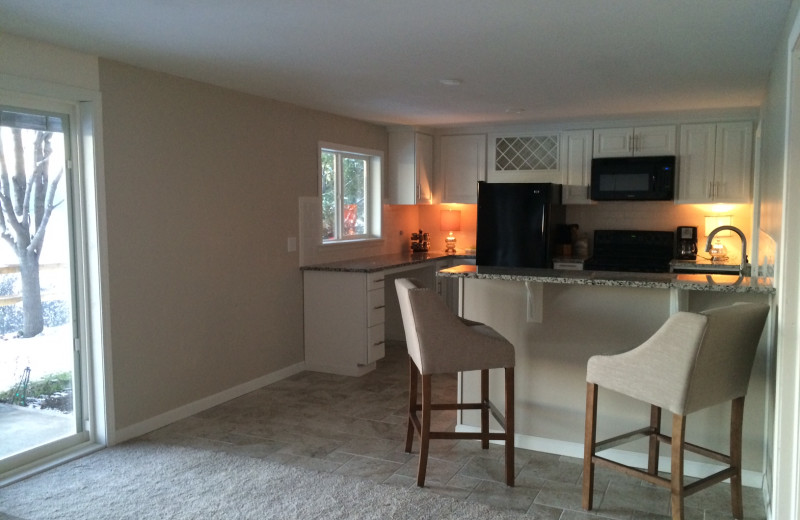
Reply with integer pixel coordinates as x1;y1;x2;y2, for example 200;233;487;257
0;128;63;337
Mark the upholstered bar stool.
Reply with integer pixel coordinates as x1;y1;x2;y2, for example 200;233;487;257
395;278;516;487
582;302;769;520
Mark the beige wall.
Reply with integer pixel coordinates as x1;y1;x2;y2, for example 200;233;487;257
759;30;789;247
97;59;387;430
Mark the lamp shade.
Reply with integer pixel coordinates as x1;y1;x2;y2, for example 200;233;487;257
440;209;461;231
704;215;731;236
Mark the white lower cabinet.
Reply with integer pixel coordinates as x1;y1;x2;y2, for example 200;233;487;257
303;258;473;376
303;270;386;376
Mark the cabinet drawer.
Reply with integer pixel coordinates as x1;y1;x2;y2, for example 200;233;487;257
367;324;386;364
368;288;385;326
368;272;386;290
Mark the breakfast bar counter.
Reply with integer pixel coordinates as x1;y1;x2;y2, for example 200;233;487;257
437;263;775;294
435;264;773;487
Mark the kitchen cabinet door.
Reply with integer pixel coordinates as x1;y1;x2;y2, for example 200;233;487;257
592;127;632;157
560;130;594;204
675;122;752;204
593;125;676;157
714;122;753;202
635;125;677;156
387;129;433;204
677;123;717;203
440;134;486;203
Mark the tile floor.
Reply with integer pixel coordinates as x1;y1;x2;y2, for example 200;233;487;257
141;343;766;519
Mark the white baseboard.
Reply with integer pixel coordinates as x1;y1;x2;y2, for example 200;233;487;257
456;425;764;488
304;361;376;377
113;361;306;444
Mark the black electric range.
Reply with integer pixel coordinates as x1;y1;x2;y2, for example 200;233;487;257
583;230;675;273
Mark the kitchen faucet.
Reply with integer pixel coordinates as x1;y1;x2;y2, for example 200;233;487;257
705;225;748;274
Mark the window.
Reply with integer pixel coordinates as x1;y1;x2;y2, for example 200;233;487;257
320;143;382;243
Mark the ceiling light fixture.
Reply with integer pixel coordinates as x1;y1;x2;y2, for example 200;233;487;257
439;78;463;86
505;108;526;114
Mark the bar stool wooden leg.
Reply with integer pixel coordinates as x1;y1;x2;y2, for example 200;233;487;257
480;369;489;449
582;382;598;510
406;357;417;453
505;367;515;486
670;414;686;520
730;397;745;519
648;405;662;475
417;374;432;487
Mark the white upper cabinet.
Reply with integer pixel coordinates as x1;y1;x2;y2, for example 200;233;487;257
560;130;594;205
593;125;676;157
387;129;433;204
676;121;753;204
440;134;486;203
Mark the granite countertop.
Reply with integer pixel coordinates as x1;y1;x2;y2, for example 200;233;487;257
300;251;475;273
438;264;775;294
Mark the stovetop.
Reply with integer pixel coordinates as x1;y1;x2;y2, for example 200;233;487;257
584;230;675;273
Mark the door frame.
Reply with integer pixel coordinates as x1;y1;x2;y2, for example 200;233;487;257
0;75;112;484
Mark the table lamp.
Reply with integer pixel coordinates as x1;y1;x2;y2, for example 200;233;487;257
440;208;461;253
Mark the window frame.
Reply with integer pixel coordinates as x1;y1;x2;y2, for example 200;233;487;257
319;142;382;244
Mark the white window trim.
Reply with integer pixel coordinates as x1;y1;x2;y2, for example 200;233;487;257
0;75;111;484
318;141;383;245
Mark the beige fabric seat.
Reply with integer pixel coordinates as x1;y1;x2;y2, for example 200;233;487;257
395;278;516;487
582;302;769;520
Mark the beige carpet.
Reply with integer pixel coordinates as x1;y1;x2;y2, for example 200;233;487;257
0;441;536;519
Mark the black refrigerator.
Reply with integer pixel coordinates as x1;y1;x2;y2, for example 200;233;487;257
476;182;565;268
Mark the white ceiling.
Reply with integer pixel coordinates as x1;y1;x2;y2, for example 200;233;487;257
0;0;792;128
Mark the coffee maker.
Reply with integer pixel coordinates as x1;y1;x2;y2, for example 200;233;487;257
676;226;698;260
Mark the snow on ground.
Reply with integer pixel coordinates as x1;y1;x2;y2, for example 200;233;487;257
0;325;73;391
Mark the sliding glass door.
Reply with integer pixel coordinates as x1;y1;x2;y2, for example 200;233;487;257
0;103;88;468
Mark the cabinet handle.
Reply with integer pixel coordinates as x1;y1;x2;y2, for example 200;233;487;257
628;135;633;152
373;340;386;346
372;278;385;284
373;304;386;310
707;181;713;199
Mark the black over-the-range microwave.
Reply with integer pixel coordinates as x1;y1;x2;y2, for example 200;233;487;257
590;155;676;201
